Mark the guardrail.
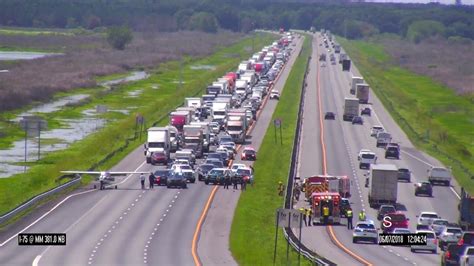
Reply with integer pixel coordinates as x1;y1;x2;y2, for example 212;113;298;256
0;175;81;225
281;50;336;266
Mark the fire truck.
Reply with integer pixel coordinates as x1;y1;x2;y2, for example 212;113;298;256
311;192;342;224
303;175;351;199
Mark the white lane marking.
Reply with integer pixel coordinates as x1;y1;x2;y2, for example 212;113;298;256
4;160;148;248
32;255;41;266
1;188;95;247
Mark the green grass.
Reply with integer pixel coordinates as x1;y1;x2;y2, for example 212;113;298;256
0;33;276;217
230;35;314;265
338;37;474;194
0;27;74;36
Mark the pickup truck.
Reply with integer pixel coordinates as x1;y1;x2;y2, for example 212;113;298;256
428;167;452;186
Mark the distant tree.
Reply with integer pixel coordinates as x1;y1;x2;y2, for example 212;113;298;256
174;8;194;30
344;20;379;39
407;20;445;43
189;12;218;33
106;26;133;50
66;17;78;29
84;15;102;30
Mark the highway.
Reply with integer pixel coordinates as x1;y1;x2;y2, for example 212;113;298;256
0;34;303;266
293;32;461;265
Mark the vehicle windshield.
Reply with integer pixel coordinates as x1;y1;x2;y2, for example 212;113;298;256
398;169;409;173
381;207;396;213
394;229;410;234
213;111;226;116
220;137;232;143
357;224;375;229
227;126;242;131
236;169;251;176
433;220;448;225
169;173;184;180
361;154;375;159
210;170;224;175
154;170;169;176
184;138;201;144
200;165;214;172
179;165;191;170
421;214;438;218
244;150;256;155
208;154;221;159
148;142;165;148
389;214;407;222
447;228;462;234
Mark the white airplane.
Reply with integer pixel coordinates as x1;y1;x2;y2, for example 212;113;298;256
61;170;150;190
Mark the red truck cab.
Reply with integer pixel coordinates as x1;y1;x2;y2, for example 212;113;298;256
170;114;187;132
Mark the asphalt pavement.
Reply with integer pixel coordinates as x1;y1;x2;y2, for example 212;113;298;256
198;36;304;265
292;32;461;265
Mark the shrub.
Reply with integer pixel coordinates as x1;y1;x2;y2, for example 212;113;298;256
106;26;133;50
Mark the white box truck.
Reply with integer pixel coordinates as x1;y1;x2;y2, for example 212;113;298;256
376;132;392;148
185;97;202;109
368;164;398;208
144;127;170;165
351;76;364;95
356;84;370;104
343;98;360;121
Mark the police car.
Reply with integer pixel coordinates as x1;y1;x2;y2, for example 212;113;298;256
353;219;378;244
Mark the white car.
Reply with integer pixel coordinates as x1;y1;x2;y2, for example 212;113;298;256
231;163;247;173
270;90;280;100
417;212;440;226
353;220;378;244
209;122;220;134
430;218;449;236
438;226;463;250
371;125;385;137
411;230;437;254
358;149;377;169
459;246;474;266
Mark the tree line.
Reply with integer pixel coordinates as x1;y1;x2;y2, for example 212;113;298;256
0;0;472;42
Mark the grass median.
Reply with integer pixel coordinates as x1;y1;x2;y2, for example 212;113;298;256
230;35;313;265
338;38;473;194
0;33;276;217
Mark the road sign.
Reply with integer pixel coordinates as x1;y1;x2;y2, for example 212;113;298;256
96;105;108;114
20;116;47;137
276;208;301;228
274;118;282;128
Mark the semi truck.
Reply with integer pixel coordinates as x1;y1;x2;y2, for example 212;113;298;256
202;94;215;107
211;101;229;124
343;98;360;121
166;125;179;152
144;127;170;165
185;97;202;109
334;45;341;54
206;85;221;95
342;59;351;71
169;111;190;132
368;164;398;208
235;79;249;97
189;121;211;153
356;83;370;104
350;76;364;95
459;188;474;230
226;108;248;144
182;125;204;158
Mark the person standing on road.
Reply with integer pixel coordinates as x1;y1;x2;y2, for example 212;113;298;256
148;172;155;189
232;175;238;190
346;208;354;230
306;208;313;227
140;173;146;190
224;175;230;189
359;210;366;221
241;176;247;191
299;207;307;226
322;204;330;225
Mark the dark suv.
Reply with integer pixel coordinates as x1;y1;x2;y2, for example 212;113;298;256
415;182;433;197
325;112;335;120
197;164;214;181
397;168;411;182
361;108;371;116
442;244;470;266
385;144;400;159
167;172;187;189
153;169;171;186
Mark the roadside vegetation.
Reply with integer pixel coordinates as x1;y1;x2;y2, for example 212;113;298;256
230;35;312;265
0;33;275;216
338;37;473;194
0;29;241;111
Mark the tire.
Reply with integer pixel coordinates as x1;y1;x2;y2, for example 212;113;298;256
146;157;151;164
205;180;209;185
167;185;171;188
191;179;196;183
353;238;357;243
410;248;416;253
445;181;450;186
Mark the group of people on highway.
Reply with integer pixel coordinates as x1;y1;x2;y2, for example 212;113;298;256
223;174;249;191
139;172;156;190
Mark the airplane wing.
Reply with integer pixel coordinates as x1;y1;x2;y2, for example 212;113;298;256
107;172;150;176
61;171;102;175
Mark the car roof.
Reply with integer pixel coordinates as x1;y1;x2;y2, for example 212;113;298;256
372;125;384;129
420;211;438;215
416;230;436;234
243;147;255;150
356;220;375;226
211;168;227;171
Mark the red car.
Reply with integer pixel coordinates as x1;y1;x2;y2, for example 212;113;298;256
150;151;168;165
381;212;409;233
241;147;257;161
